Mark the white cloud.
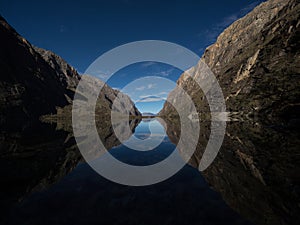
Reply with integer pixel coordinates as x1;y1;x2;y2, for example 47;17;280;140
147;83;156;89
141;62;157;68
98;73;109;79
139;92;169;100
152;68;175;77
241;1;260;14
139;94;153;99
135;82;158;91
138;96;166;103
136;86;146;91
157;91;169;96
92;69;111;80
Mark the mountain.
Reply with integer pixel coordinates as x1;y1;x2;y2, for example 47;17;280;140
0;16;71;129
0;15;142;215
160;0;300;126
159;0;300;224
142;112;156;116
0;16;140;131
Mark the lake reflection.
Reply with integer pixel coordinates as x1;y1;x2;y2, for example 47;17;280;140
0;116;299;225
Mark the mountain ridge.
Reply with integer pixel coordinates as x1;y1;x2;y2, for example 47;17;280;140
160;0;300;126
0;15;141;130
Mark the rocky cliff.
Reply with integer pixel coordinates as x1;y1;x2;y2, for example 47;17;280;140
0;16;70;129
0;16;140;131
34;47;80;101
160;0;300;126
0;16;141;216
159;0;300;224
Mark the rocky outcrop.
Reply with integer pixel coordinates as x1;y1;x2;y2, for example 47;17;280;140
160;0;300;126
0;16;140;131
0;15;141;215
159;0;300;224
34;47;80;101
0;16;71;129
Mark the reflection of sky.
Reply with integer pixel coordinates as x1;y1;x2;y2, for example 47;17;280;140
109;119;179;166
122;120;166;151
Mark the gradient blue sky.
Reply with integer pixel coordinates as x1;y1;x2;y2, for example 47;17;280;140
1;0;264;113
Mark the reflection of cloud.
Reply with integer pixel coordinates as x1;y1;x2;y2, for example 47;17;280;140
138;133;165;137
200;1;261;43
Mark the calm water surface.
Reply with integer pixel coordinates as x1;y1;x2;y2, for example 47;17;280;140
1;117;299;225
0;119;252;225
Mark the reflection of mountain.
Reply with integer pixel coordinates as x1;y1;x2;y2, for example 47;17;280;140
0;118;141;221
160;116;300;225
0;123;81;219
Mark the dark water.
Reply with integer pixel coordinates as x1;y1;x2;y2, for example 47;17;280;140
0;118;299;225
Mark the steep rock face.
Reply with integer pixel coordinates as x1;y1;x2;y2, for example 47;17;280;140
34;47;80;102
160;0;300;125
0;16;70;129
159;0;300;224
0;16;141;215
0;16;140;130
34;47;141;120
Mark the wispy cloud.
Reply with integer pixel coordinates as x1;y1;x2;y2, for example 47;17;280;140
151;68;175;77
138;96;166;103
139;92;169;101
136;86;146;91
59;25;67;33
201;1;261;43
139;94;156;99
147;83;156;89
241;1;261;14
157;91;168;96
135;83;156;91
141;62;157;68
92;69;111;80
98;74;109;79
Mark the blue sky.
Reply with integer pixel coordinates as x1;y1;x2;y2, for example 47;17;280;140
1;0;264;113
